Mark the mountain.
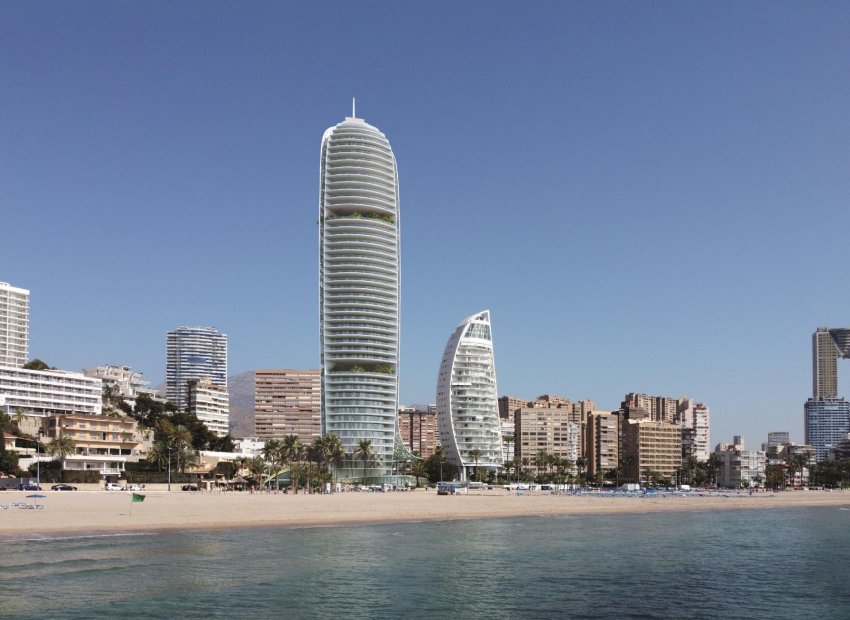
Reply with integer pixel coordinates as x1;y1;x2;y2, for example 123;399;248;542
227;371;255;438
151;372;255;438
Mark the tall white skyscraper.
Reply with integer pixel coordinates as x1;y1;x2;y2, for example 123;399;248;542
0;281;29;367
319;110;400;479
436;310;503;480
166;326;228;410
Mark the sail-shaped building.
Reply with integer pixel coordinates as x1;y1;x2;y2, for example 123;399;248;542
319;110;400;479
436;310;503;480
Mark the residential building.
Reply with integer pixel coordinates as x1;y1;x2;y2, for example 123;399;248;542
0;281;29;368
621;392;681;423
500;419;515;464
585;411;618;480
254;369;321;442
515;405;578;471
187;378;230;437
766;432;790;450
804;397;850;461
436;310;502;479
319;111;400;479
83;364;157;411
398;405;437;459
812;327;850;399
621;419;682;485
714;436;766;488
676;399;710;462
166;326;227;410
0;365;102;418
498;396;528;423
43;413;150;479
829;433;850;461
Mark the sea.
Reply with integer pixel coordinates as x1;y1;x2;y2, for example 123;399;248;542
2;505;848;619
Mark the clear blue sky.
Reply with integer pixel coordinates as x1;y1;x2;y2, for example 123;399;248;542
3;2;850;446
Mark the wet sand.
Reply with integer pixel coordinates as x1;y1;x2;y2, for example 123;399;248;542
1;489;848;536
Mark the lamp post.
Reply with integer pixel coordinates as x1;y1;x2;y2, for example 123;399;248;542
167;445;172;492
36;429;43;489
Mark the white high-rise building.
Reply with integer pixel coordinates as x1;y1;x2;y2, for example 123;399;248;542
319;110;400;479
0;281;29;368
187;378;230;437
166;326;228;410
436;310;503;480
676;398;711;462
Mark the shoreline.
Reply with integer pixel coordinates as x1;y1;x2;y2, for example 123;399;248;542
2;489;849;538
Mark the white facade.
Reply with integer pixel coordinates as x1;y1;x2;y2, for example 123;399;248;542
166;326;228;410
715;437;766;488
805;397;850;461
436;310;502;479
187;378;230;437
676;398;710;462
0;365;102;417
319;113;400;478
0;281;29;368
83;364;156;410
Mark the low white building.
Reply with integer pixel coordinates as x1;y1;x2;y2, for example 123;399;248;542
187;378;230;437
83;364;157;410
0;365;102;418
715;436;766;488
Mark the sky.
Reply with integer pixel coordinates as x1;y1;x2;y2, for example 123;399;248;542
2;2;850;446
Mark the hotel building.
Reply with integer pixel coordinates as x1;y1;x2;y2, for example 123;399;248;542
166;326;228;410
254;369;321;442
0;365;102;418
514;404;579;471
187;378;230;437
319;111;400;478
398;405;437;459
585;411;619;479
714;436;766;488
0;281;29;368
436;311;502;479
675;398;711;462
620;419;682;485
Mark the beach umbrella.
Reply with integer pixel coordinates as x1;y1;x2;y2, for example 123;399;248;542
27;493;46;507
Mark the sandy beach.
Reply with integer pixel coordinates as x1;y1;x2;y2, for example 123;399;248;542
2;488;849;536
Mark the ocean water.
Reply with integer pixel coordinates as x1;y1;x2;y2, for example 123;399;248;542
2;506;849;619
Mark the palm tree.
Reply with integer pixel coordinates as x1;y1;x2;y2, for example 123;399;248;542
324;433;345;486
248;456;267;487
354;439;375;484
262;439;283;490
576;456;588;486
46;434;76;482
469;448;482;482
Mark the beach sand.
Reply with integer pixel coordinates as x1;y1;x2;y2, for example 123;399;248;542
1;489;848;536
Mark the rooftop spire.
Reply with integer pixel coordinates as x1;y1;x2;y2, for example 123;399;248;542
352;97;356;118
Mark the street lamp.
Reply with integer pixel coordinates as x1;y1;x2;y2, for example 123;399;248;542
167;445;173;492
36;429;43;489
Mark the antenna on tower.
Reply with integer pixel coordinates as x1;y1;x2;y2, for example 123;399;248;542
352;97;356;118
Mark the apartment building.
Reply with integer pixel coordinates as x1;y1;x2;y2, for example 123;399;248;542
620;419;682;485
187;378;230;437
254;369;320;442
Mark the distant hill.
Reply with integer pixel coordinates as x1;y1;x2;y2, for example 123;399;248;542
227;371;255;438
151;372;255;438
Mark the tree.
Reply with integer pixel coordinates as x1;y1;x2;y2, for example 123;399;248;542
354;439;375;484
263;439;283;490
45;434;76;482
23;359;51;371
576;457;588;486
411;459;427;487
469;448;482;481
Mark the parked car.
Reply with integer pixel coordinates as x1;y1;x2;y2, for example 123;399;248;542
19;483;42;491
129;484;145;492
181;484;199;492
51;484;77;491
105;483;124;491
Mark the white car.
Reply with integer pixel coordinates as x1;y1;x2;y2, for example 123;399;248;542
129;484;145;492
105;483;124;491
